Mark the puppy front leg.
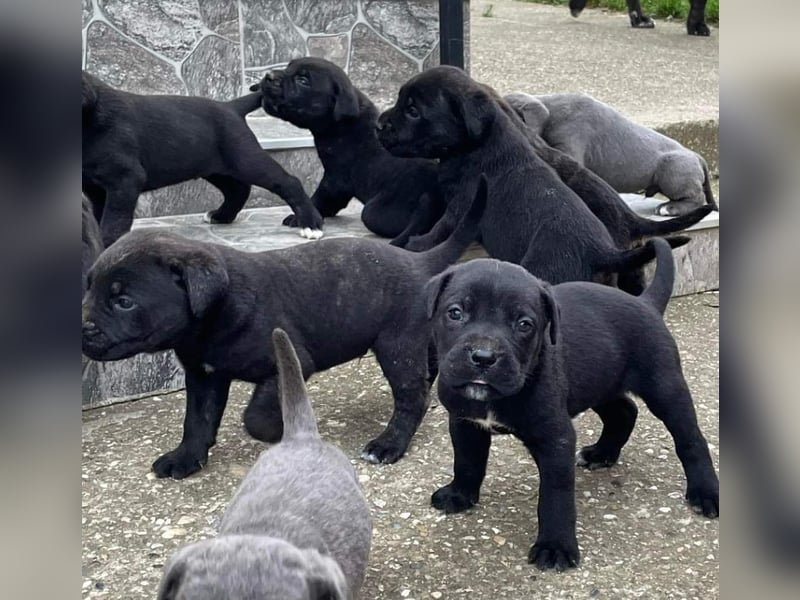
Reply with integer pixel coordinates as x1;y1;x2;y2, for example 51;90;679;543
152;368;231;479
99;177;143;246
522;421;580;571
431;415;491;513
405;209;460;252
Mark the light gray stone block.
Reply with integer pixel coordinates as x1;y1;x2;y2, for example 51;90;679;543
241;0;306;68
363;0;439;59
181;34;241;100
285;0;358;33
307;34;350;69
198;0;240;41
83;350;184;408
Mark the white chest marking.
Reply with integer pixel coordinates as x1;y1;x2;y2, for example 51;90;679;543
470;411;507;433
202;363;215;374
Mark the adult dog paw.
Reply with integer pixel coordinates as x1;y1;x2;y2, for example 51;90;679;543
576;444;620;470
528;539;580;571
686;485;719;518
360;437;406;464
688;22;711;36
152;447;206;479
431;485;477;514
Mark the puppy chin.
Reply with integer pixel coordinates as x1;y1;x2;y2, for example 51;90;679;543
82;337;143;362
462;382;492;402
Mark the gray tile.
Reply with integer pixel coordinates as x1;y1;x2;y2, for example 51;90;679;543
285;0;358;33
363;0;439;59
97;0;205;62
198;0;241;41
241;0;306;68
349;23;419;110
182;34;241;100
307;34;350;69
84;21;186;95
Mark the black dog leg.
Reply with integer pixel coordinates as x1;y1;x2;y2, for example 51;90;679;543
627;0;655;28
431;415;491;513
522;421;580;570
687;0;710;36
99;180;143;246
204;175;252;224
362;334;431;463
152;369;231;479
577;396;639;469
405;209;460;252
243;379;284;444
641;376;719;517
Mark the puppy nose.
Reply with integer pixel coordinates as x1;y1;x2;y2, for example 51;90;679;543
470;348;497;368
83;320;98;335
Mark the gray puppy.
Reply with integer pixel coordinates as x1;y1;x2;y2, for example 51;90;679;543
157;329;371;600
505;92;718;217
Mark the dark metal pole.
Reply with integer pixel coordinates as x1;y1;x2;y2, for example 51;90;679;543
439;0;464;69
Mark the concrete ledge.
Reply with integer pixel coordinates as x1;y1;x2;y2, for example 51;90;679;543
83;196;718;408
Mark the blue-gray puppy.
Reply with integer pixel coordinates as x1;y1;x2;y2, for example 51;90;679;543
157;329;372;600
504;92;718;217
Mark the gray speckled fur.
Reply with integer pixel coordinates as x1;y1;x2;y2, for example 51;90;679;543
504;92;717;216
157;330;371;600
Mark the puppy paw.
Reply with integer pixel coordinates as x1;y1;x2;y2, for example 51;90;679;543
404;236;432;252
686;485;719;518
528;539;580;571
300;227;324;240
576;444;620;470
360;437;406;464
203;210;237;225
655;202;697;217
688;22;711;36
431;485;477;514
152;447;207;479
282;214;300;228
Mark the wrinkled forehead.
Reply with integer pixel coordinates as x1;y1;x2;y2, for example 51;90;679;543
445;262;544;311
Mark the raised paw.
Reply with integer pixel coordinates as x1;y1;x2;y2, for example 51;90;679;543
576;444;620;470
203;210;236;225
688;22;711;36
152;446;207;479
528;538;580;571
431;484;477;514
686;484;719;518
360;435;407;464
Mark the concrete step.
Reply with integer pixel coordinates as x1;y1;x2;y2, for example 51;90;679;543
83;197;718;409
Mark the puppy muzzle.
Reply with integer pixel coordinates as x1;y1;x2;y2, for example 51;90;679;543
439;338;526;400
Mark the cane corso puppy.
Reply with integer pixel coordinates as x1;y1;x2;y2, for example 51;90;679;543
569;0;711;35
505;92;718;217
82;178;487;478
424;238;719;571
82;71;323;246
158;329;371;600
378;66;662;286
250;57;444;244
82;195;103;293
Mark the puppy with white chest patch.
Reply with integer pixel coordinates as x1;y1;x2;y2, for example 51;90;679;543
425;238;719;571
157;329;371;600
251;57;444;245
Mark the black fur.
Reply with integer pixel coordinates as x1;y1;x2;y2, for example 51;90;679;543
81;71;322;246
81;179;487;478
377;66;660;286
570;0;710;35
425;239;719;570
82;195;103;293
251;57;444;244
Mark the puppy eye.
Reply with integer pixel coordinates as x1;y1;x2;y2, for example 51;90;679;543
295;74;310;87
405;105;420;119
516;318;534;332
113;295;135;311
447;306;463;321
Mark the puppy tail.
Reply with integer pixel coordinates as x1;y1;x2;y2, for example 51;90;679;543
225;92;263;118
636;204;714;237
423;174;488;274
640;237;677;314
596;233;686;277
701;158;719;211
272;328;319;440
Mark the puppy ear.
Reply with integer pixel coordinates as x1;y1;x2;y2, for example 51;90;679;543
304;551;350;600
332;81;359;121
424;270;454;320
451;89;495;141
157;557;186;600
540;285;560;345
168;250;229;319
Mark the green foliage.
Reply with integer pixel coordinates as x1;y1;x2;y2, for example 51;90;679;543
515;0;719;24
482;3;496;17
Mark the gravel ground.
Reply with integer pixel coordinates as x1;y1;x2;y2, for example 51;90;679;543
82;292;719;599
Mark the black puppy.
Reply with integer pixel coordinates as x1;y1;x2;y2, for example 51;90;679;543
424;238;719;571
82;177;487;479
82;194;103;294
82;71;323;246
569;0;711;35
250;57;444;244
378;66;661;285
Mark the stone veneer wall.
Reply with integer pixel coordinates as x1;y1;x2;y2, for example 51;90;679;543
82;0;469;219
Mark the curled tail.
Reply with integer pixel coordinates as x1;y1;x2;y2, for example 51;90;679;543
636;204;713;237
225;92;263;118
272;328;318;440
640;237;676;314
422;173;488;274
596;234;688;275
701;158;719;211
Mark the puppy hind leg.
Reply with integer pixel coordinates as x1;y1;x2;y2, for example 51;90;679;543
638;375;719;517
204;175;251;224
654;153;707;216
243;380;284;444
577;396;638;470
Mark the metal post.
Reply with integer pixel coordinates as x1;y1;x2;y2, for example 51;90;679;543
439;0;464;69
